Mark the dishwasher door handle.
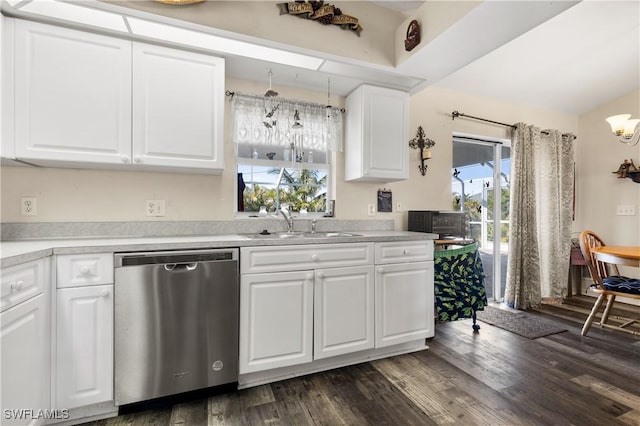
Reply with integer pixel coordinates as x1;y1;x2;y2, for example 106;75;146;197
163;263;198;272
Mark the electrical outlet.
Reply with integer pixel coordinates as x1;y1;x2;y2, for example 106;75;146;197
396;201;403;212
616;204;636;216
367;203;376;216
21;197;37;216
145;200;166;217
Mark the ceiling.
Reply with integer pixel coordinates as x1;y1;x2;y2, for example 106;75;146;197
231;0;640;115
434;1;640;115
4;1;638;116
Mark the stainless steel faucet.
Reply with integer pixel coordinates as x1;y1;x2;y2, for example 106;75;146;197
280;207;294;233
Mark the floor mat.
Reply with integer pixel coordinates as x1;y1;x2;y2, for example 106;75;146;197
476;305;567;339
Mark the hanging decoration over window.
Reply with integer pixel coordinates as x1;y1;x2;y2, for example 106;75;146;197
230;92;343;157
277;1;363;36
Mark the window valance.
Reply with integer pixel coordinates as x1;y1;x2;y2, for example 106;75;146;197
231;92;343;152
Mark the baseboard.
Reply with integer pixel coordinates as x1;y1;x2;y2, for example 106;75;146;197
238;340;428;389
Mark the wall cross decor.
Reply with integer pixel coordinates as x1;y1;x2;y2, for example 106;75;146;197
277;1;363;36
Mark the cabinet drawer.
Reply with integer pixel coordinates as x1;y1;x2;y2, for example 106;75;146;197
374;241;433;264
1;257;49;312
241;243;373;274
57;253;114;288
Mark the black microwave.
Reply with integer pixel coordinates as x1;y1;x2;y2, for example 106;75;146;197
408;210;467;238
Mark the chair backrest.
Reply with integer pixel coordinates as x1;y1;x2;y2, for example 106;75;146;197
579;230;620;288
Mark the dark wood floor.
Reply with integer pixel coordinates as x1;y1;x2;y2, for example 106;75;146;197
90;301;640;426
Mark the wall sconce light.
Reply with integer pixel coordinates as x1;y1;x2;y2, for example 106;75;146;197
408;126;435;176
606;114;640;146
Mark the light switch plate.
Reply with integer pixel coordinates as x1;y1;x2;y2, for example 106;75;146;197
616;205;636;216
367;204;376;216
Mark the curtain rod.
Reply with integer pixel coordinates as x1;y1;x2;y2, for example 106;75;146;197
225;90;345;113
451;110;576;140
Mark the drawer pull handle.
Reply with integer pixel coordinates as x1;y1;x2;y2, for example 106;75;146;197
311;254;319;262
10;280;24;292
79;265;91;275
100;289;110;298
403;249;410;255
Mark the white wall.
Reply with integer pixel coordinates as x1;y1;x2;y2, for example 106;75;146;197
575;89;640;247
335;85;578;230
0;76;341;223
104;0;404;67
1;80;582;226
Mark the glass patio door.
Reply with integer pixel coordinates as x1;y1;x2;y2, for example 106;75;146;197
451;135;511;301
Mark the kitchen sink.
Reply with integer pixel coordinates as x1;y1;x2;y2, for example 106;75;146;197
246;231;362;239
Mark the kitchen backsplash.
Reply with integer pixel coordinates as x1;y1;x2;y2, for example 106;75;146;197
0;219;395;241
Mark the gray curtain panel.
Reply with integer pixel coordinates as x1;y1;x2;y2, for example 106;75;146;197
505;123;575;309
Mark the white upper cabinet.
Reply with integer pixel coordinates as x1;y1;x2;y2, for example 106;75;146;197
14;19;132;165
8;19;225;173
345;85;409;182
132;43;225;171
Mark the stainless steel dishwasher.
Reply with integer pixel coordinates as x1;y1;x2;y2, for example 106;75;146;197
114;248;239;406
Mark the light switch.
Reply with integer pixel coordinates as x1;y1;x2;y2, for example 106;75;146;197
616;205;636;216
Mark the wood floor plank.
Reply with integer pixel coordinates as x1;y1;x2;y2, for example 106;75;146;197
168;398;207;426
83;303;640;426
618;409;640;426
571;374;640;409
95;408;172;426
207;392;247;426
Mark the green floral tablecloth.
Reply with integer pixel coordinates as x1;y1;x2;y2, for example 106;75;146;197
434;242;488;323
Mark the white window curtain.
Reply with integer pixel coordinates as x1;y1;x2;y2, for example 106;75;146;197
231;92;343;153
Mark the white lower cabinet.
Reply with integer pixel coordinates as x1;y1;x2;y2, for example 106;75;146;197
313;265;374;360
239;271;313;374
56;285;113;409
1;257;50;426
0;293;50;426
375;261;434;348
239;241;433;379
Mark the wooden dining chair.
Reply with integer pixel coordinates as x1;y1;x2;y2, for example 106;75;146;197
579;230;640;336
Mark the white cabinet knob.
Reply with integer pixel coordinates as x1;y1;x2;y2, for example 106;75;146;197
100;289;110;298
306;273;313;281
311;254;319;262
10;280;23;292
79;265;90;275
121;155;130;163
364;169;369;175
403;249;410;255
378;267;384;274
134;156;142;163
317;272;325;279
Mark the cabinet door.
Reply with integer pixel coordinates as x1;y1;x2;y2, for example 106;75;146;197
314;265;374;360
375;261;434;348
345;85;408;182
14;20;131;165
364;86;408;180
56;285;113;409
1;293;50;424
133;43;225;172
240;271;313;374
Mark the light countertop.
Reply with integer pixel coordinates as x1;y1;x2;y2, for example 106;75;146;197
1;231;436;268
